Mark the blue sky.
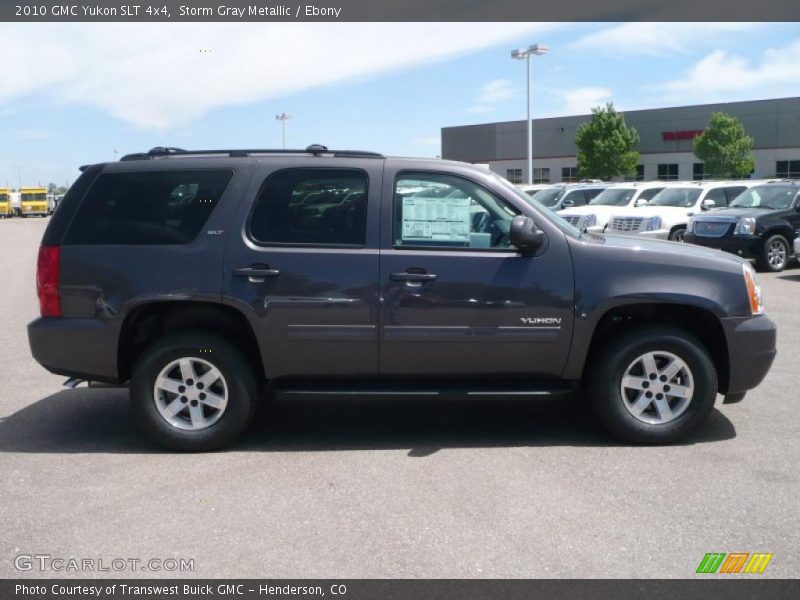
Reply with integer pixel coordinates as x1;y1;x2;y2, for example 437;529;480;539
1;22;799;187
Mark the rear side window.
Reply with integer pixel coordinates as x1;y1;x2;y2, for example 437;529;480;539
64;170;232;245
249;168;368;246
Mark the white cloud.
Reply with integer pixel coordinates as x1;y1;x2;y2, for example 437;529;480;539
571;23;760;57
655;39;800;101
555;87;613;115
465;78;517;114
0;23;552;131
415;136;441;146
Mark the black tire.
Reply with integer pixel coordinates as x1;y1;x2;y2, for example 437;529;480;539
668;227;686;242
588;326;718;444
756;234;789;273
131;330;258;451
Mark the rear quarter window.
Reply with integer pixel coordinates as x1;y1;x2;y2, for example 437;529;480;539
63;169;233;245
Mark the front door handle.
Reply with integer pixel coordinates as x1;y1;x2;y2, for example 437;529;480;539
390;271;437;282
234;266;280;281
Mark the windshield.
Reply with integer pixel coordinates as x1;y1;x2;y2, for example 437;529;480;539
729;186;797;210
648;187;702;208
489;173;581;238
529;188;564;207
589;188;636;207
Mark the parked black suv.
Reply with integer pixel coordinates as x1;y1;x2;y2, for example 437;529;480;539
685;180;800;272
28;146;777;450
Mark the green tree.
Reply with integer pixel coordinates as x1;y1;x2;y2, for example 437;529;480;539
575;103;639;180
693;112;755;178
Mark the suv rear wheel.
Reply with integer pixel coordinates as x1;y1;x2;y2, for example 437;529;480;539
131;331;258;451
588;327;717;444
756;234;789;272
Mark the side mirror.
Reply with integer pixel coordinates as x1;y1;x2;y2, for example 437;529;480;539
701;199;716;210
634;198;649;207
510;215;545;254
561;198;575;208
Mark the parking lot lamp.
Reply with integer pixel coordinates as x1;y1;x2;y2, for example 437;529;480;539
511;44;549;185
276;113;292;149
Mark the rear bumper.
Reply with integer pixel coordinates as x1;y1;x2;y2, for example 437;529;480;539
28;317;121;383
685;233;762;259
721;315;777;395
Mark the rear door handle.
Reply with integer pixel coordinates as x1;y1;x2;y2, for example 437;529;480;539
390;272;437;282
234;266;280;281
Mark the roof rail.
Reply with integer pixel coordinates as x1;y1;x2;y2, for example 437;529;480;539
119;144;384;161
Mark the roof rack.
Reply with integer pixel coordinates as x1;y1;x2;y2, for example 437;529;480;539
119;144;384;161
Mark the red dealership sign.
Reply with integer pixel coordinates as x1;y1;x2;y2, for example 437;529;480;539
661;129;704;141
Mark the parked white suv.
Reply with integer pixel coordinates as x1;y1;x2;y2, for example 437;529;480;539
527;182;609;212
606;180;758;241
557;182;665;233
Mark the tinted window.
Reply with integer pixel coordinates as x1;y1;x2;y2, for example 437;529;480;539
649;187;702;207
64;170;232;245
394;172;519;249
529;187;563;207
724;186;747;203
561;190;586;207
704;187;728;207
249;169;367;246
589;188;635;206
638;187;663;201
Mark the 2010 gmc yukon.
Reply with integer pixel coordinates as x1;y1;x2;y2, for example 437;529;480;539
28;146;777;451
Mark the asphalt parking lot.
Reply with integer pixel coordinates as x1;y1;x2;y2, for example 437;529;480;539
0;217;798;579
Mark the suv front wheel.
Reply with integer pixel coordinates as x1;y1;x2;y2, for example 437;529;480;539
589;327;717;444
131;331;258;451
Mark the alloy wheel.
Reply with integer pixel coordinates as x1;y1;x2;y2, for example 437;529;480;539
620;351;694;425
153;357;228;431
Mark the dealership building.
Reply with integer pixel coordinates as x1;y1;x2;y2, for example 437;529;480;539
441;97;800;184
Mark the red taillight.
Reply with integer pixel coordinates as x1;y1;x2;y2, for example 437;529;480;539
36;245;61;317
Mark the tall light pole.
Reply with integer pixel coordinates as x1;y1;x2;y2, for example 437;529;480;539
511;43;548;185
275;112;292;148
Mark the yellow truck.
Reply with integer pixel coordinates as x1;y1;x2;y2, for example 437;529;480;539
0;188;12;218
20;187;49;217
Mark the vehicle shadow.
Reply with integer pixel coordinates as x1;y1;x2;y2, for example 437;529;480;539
776;273;800;282
0;388;736;455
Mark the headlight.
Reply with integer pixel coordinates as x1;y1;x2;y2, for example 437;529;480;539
734;217;756;236
582;214;597;228
742;263;764;316
644;216;661;231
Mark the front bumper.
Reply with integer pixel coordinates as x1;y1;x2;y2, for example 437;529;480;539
721;315;777;396
28;317;121;383
684;232;762;259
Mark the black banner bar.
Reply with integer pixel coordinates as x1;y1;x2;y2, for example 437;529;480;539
4;580;800;600
3;0;800;22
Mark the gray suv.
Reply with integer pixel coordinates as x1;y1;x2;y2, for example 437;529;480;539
28;146;777;450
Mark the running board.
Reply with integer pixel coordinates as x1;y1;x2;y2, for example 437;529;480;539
269;380;578;399
63;378;128;389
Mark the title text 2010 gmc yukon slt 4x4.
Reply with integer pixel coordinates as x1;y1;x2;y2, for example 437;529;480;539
28;146;777;451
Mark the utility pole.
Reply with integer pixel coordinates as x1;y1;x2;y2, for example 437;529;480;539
275;113;292;148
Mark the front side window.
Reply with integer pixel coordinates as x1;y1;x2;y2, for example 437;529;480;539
649;187;702;207
561;189;586;207
394;172;519;250
638;187;663;201
64;169;233;245
729;186;798;210
249;169;368;246
704;187;728;207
